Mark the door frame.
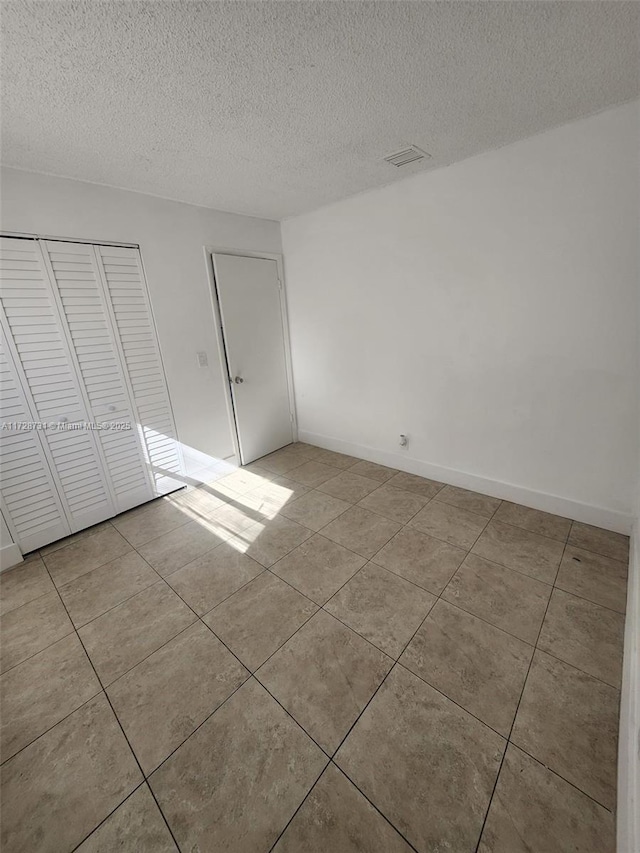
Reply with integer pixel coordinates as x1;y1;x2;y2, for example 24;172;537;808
203;246;298;465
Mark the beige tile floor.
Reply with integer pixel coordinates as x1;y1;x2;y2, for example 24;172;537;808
0;442;629;852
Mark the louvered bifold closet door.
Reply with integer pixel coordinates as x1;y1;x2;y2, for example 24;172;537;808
0;325;70;551
41;241;153;512
95;245;183;496
0;236;113;536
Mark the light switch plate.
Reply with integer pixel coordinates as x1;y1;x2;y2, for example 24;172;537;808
197;351;208;368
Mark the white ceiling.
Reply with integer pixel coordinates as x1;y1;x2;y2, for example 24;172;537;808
2;1;638;221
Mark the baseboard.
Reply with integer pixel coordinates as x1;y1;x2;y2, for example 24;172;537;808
0;543;23;573
298;429;634;534
618;521;639;852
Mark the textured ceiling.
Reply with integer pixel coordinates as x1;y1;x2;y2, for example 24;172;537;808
1;1;639;220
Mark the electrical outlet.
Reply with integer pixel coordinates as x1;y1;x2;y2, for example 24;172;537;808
399;434;408;448
196;351;209;368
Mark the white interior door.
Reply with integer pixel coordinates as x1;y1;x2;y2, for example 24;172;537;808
212;254;293;464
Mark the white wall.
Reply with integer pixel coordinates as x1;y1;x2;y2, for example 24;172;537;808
0;167;282;474
282;101;640;531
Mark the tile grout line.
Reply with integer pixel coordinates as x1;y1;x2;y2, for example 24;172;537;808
24;470;627;608
2;447;628;850
298;553;471;844
329;757;427;853
267;759;422;853
492;739;618;815
318;496;510;755
264;761;334;853
0;681;103;768
303;493;577;851
472;535;570;852
0;483;513;757
6;481;623;696
262;592;441;849
67;781;166;853
6;513;617;843
36;554;184;853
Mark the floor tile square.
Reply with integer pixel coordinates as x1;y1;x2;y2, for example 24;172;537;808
357;484;429;524
538;589;625;687
58;551;158;627
307;448;359;469
472;520;564;583
247;473;311;504
434;485;501;518
207;498;266;537
280;489;350;531
76;784;176;853
373;526;466;593
271;534;366;604
39;521;112;556
111;498;191;547
511;650;619;809
137;520;227;577
442;553;551;643
150;678;327;853
0;694;141;853
258;446;313;474
233;515;313;567
325;563;436;657
555;545;628;612
320;506;401;559
0;556;54;616
257;610;392;753
164;543;264;615
167;483;226;516
43;524;133;587
273;763;413;853
1;634;100;762
385;471;444;499
400;600;532;735
79;582;196;685
335;665;505;853
494;502;571;541
348;460;397;483
318;471;379;503
280;443;317;462
291;441;320;453
0;591;73;674
286;460;342;487
568;522;629;562
204;572;318;670
478;744;615;853
108;621;248;774
215;466;277;496
409;501;488;549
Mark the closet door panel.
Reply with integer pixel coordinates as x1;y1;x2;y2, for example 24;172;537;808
95;245;183;496
0;327;70;551
0;237;113;534
42;241;153;513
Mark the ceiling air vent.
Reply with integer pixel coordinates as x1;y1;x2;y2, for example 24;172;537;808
383;146;430;167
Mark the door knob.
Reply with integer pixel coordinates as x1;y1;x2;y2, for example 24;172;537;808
233;376;244;384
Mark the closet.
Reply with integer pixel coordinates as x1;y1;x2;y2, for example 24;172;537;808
0;236;183;554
